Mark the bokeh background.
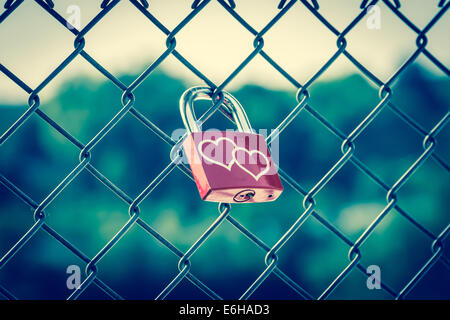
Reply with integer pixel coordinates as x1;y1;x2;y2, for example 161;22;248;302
0;0;449;299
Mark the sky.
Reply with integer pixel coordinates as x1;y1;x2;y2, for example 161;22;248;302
0;0;449;103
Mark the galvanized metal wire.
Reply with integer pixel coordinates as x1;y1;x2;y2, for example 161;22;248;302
0;0;449;300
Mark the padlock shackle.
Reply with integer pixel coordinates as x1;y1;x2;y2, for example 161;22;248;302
180;86;253;134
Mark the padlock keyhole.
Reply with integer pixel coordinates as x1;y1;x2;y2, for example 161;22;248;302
233;189;256;202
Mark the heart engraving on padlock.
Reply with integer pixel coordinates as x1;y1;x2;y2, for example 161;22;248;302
197;137;271;181
197;137;236;171
232;147;271;181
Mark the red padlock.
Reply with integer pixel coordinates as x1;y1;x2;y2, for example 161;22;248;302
180;86;283;203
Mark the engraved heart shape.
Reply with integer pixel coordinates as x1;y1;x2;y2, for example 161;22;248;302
198;137;236;171
232;147;270;181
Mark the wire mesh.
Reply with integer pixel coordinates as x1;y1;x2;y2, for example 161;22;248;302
0;0;449;300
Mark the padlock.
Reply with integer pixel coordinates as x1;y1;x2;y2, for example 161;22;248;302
180;86;283;203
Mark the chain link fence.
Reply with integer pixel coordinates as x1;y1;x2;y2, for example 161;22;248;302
0;0;449;300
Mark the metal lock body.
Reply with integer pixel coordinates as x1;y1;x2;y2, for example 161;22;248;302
180;87;283;203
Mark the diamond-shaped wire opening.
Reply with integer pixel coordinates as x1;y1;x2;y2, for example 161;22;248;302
165;221;270;299
355;210;439;293
82;109;175;197
0;1;76;90
82;0;167;76
0;114;81;200
265;215;354;299
395;159;450;235
306;57;382;134
93;224;183;299
258;3;339;84
389;61;450;132
313;159;388;231
353;104;434;186
344;2;418;82
162;1;256;86
275;107;344;190
42;169;131;253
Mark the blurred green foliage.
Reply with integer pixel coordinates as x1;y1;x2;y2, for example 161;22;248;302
0;64;449;299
